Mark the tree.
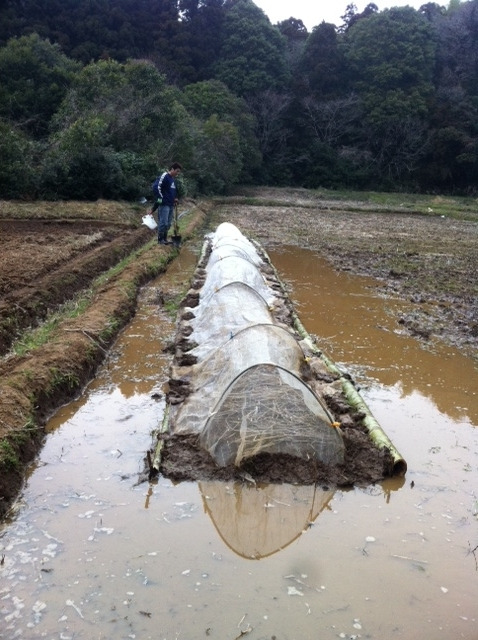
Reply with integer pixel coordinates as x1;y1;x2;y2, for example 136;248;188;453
277;18;308;68
418;2;447;22
301;94;361;147
421;76;478;191
298;22;346;99
181;79;261;181
436;0;478;95
44;59;184;198
246;89;292;182
213;0;290;97
277;17;308;39
342;7;437;185
192;114;243;192
52;59;179;152
178;0;227;83
417;1;478;191
338;2;378;32
286;21;357;187
0;0;183;64
0;33;80;137
0;119;38;198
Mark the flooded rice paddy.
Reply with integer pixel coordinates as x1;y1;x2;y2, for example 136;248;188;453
1;243;477;640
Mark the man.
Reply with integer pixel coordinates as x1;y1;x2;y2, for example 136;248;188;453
151;162;182;245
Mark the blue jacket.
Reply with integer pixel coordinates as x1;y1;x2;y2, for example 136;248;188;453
157;172;177;206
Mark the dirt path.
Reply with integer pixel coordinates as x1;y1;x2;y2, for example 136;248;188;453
0;189;476;519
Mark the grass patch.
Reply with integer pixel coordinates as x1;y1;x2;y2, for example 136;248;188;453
0;439;20;471
225;187;478;222
47;367;81;395
162;292;185;318
0;418;38;471
98;316;123;344
13;295;94;356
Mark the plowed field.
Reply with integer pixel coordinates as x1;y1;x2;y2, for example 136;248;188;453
0;199;205;518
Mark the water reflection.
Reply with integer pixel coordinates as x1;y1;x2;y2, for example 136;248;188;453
199;481;334;559
2;242;478;640
269;247;478;426
198;470;407;563
373;475;406;503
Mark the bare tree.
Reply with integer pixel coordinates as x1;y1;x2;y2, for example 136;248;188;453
247;90;292;161
302;93;360;146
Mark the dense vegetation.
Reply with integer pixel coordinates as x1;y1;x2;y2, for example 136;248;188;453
1;0;477;199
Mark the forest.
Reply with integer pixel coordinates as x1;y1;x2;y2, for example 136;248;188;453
1;0;477;200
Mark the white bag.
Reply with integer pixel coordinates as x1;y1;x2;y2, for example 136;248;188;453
142;214;157;230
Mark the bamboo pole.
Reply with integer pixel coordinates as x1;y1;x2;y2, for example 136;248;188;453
152;403;170;473
256;241;407;476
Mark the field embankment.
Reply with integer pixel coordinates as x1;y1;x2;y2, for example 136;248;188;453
0;198;207;519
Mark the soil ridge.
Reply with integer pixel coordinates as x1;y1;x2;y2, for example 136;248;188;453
0;201;207;520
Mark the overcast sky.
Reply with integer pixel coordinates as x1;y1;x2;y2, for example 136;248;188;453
253;0;431;30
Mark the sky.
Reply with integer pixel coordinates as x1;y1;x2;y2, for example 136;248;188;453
253;0;431;30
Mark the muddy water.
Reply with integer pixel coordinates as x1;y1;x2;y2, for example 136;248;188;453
1;244;477;640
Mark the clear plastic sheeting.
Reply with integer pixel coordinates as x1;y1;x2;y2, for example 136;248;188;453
187;283;274;360
170;222;345;468
201;364;344;467
207;222;263;268
201;256;275;307
173;324;306;435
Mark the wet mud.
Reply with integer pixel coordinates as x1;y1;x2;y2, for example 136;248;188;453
157;231;396;487
0;244;476;640
0;200;207;519
159;430;392;488
217;187;478;362
0;190;476;519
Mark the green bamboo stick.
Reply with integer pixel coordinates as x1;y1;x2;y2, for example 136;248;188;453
152;403;170;472
257;241;407;476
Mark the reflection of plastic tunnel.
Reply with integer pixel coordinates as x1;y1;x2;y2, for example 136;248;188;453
170;222;345;468
199;481;335;559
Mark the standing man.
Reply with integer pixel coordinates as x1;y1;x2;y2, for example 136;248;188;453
152;162;182;245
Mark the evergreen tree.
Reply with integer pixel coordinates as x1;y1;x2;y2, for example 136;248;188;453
277;17;308;69
299;22;346;99
178;0;227;83
213;0;290;97
421;0;478;190
0;33;80;137
0;119;38;197
45;59;182;199
342;7;437;185
181;79;261;181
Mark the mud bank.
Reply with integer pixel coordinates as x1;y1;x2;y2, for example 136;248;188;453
153;224;404;488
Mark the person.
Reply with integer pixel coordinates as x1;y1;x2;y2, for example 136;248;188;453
150;162;182;245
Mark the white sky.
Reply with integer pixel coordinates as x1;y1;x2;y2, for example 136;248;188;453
253;0;433;30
